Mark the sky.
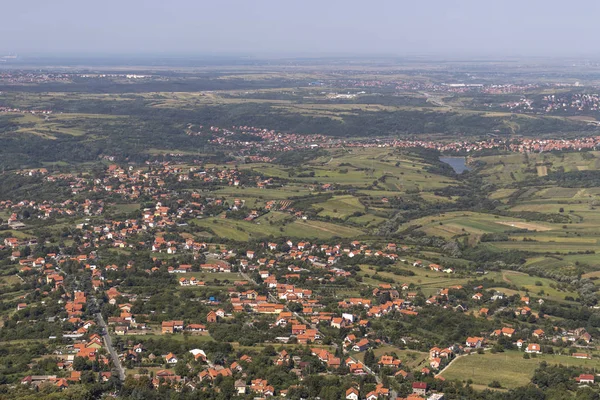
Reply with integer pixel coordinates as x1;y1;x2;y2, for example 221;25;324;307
2;0;599;57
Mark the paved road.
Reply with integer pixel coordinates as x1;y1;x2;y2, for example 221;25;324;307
91;297;126;381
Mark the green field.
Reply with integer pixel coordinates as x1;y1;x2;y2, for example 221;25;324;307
476;152;600;185
441;351;600;389
492;241;600;254
400;211;555;240
186;271;243;282
245;147;457;192
191;216;364;240
110;203;141;213
211;185;312;199
358;264;502;296
0;275;22;287
501;270;578;301
285;219;365;238
124;334;215;343
8;112;122;139
347;213;387;227
313;195;365;219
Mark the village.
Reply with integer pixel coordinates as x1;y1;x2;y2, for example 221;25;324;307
4;213;600;400
1;152;600;400
3;55;600;399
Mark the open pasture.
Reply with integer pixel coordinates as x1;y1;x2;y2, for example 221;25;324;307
441;351;600;389
6;112;122;139
475;151;600;185
401;211;556;239
501;270;578;300
191;215;364;240
312;194;365;219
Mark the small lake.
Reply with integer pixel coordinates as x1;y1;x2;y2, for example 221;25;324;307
440;157;470;173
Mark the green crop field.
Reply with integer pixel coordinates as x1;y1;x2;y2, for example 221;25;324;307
526;254;600;275
254;211;292;224
400;211;555;239
0;275;22;287
110;203;141;213
187;272;243;281
191;216;364;240
284;219;365;238
441;351;600;389
7;112;123;139
124;334;215;343
493;241;600;254
501;270;578;300
440;351;539;388
476;152;600;185
247;147;458;192
211;185;312;199
358;264;503;296
313;195;365;219
347;213;387;227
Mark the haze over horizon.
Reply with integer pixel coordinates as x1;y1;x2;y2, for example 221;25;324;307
2;0;600;58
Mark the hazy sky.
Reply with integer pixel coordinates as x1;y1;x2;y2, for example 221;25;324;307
2;0;599;57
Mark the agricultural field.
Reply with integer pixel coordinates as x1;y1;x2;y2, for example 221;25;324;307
245;147;458;192
190;215;365;240
358;264;503;296
500;270;578;301
399;211;556;240
124;334;215;343
109;203;141;214
491;240;600;255
526;253;600;275
211;185;313;201
186;271;243;283
312;195;365;219
347;213;387;227
0;275;22;288
3;112;122;140
285;219;365;238
441;351;600;389
475;152;600;185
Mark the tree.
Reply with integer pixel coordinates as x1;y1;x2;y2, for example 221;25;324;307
73;356;90;371
174;360;189;377
364;349;375;367
320;385;342;400
576;387;600;400
219;376;235;398
81;370;96;384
